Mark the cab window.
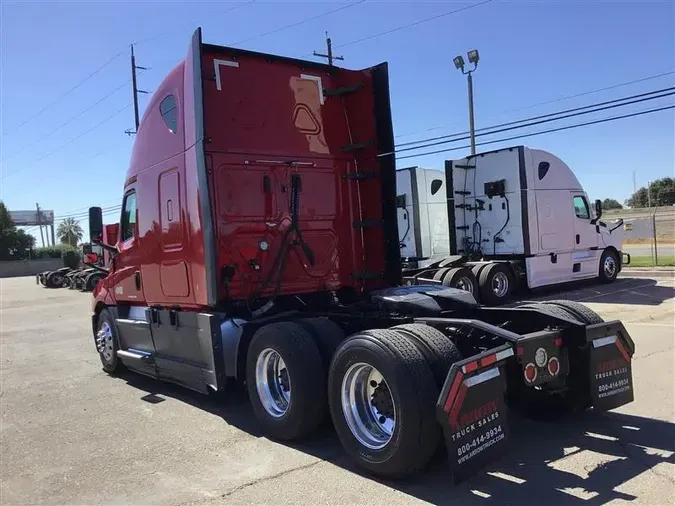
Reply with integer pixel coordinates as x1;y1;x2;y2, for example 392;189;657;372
573;195;590;220
121;191;137;242
160;95;178;134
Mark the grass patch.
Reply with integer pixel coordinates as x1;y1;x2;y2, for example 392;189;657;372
628;255;675;267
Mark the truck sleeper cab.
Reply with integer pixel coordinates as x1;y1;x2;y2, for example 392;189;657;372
398;146;629;305
90;28;636;482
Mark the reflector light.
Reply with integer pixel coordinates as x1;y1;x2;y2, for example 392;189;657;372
548;356;560;376
524;362;537;383
554;337;563;347
480;354;497;367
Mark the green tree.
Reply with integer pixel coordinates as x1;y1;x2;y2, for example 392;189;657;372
0;201;36;260
602;198;623;210
57;217;84;247
626;178;675;208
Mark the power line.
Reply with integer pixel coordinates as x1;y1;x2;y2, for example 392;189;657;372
153;0;367;70
395;70;675;140
4;51;125;135
502;70;675;115
57;198;125;219
331;0;493;51
1;78;133;163
396;105;675;160
131;2;256;47
1;103;132;180
395;86;675;152
4;13;260;139
231;0;366;47
55;204;122;221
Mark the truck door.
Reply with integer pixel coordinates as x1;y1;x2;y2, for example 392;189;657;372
571;192;598;274
114;187;145;303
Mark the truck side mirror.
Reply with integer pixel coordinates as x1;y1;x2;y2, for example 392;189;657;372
89;207;103;243
594;199;602;219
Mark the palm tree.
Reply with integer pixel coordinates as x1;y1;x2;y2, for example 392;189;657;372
57;217;84;247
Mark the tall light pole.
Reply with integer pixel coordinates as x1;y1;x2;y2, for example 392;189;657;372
453;49;480;155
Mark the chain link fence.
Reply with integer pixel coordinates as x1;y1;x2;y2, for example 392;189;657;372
606;202;675;266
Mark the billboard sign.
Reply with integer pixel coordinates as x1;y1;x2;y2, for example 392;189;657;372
10;210;54;226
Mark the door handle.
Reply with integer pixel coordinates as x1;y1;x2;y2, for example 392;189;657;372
576;234;580;244
134;271;141;290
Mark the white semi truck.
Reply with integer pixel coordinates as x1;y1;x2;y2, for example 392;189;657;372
397;145;629;304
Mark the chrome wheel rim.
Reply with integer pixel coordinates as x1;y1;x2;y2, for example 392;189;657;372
96;322;114;361
455;276;474;294
604;256;616;278
255;348;291;418
492;272;509;297
341;363;396;450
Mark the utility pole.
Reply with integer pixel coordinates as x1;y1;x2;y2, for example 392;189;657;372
36;203;45;247
313;32;343;66
633;171;637;194
125;44;148;136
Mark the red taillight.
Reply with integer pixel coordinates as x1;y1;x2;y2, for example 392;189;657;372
554;337;563;347
524;363;537;383
464;360;479;373
548;356;560;376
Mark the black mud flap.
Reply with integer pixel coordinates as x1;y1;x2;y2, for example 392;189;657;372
437;344;514;482
587;321;635;411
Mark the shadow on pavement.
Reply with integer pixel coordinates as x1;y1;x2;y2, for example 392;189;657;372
119;371;674;505
519;278;674;306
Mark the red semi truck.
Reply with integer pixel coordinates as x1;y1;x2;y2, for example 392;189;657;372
88;28;635;480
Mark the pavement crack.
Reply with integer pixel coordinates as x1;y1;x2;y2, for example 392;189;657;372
635;346;675;361
601;414;675;485
219;459;326;498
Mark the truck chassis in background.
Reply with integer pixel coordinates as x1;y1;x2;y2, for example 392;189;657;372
396;147;630;305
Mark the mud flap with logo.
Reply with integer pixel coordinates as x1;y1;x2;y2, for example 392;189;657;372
436;344;514;482
587;321;635;411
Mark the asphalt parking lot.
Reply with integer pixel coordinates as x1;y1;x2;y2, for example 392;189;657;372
1;275;674;505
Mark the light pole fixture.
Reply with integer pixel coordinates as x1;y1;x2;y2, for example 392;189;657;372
454;49;480;155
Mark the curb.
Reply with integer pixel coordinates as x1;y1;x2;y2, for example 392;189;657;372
621;268;675;279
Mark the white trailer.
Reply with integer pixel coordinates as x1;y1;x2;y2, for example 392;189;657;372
397;145;629;305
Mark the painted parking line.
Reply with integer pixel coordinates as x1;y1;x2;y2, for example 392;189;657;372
573;282;657;302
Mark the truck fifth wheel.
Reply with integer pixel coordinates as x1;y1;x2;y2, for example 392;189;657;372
88;27;636;481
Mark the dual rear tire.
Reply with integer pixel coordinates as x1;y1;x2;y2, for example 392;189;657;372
431;262;515;306
433;266;479;299
246;320;462;478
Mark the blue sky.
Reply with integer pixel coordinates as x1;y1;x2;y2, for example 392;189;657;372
1;0;673;244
